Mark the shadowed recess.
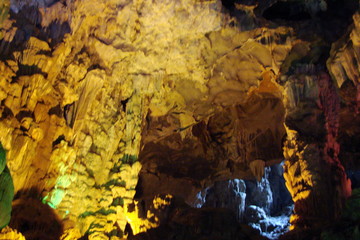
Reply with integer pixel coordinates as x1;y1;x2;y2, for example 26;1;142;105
10;188;63;240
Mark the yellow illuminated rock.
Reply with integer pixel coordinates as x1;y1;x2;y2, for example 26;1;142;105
125;195;173;235
0;227;25;240
60;228;81;240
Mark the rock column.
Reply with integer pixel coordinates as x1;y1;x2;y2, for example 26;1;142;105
282;66;351;230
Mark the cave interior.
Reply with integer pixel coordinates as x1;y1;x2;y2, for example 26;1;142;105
0;0;360;239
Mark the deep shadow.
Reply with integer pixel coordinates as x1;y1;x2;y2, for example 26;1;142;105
263;2;311;21
262;0;359;44
10;187;63;240
347;170;360;189
129;195;265;240
15;63;49;78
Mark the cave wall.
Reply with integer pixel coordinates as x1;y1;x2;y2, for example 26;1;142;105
0;0;359;239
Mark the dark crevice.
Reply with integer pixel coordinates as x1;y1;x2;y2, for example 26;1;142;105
121;98;130;112
52;135;66;147
221;0;238;9
0;106;14;120
48;104;63;117
221;0;256;9
45;0;62;8
36;49;53;57
15;110;34;122
263;2;311;21
261;0;359;44
15;64;48;78
63;103;75;127
87;64;102;72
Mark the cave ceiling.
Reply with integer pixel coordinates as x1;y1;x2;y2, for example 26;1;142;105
0;0;360;239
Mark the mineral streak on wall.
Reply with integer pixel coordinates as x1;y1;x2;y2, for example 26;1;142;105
0;0;359;239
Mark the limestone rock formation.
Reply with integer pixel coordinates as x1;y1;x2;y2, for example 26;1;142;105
0;0;359;239
328;11;360;172
128;195;267;240
197;164;293;239
0;226;25;240
202;179;247;221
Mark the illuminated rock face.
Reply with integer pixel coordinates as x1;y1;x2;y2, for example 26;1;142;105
275;2;360;228
0;0;359;239
0;227;25;240
282;69;352;229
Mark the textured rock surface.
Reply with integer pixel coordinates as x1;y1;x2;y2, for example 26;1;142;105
198;164;293;239
328;11;360;171
203;179;247;221
129;195;267;240
282;67;352;229
0;0;359;239
0;227;25;240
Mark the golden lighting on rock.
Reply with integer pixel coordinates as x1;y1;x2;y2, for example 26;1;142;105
125;195;173;235
0;227;25;240
283;128;314;202
289;215;300;231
